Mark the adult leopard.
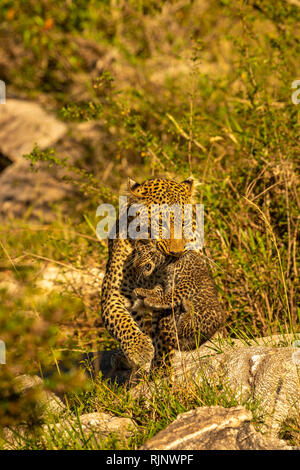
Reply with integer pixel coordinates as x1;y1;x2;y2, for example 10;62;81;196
100;177;195;371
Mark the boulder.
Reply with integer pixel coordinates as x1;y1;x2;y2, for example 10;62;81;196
79;412;136;438
13;374;66;417
0;99;66;163
1;375;136;449
140;406;295;450
131;334;300;436
0;99;71;221
0;160;73;221
35;412;136;448
2;410;136;449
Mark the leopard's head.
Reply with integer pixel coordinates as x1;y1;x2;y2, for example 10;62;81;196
127;177;195;257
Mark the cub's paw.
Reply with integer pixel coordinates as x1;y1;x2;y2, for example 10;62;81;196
134;286;165;309
134;288;151;298
134;285;163;299
143;294;166;309
152;285;164;295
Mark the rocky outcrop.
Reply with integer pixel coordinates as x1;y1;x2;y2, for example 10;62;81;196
13;374;66;417
129;334;300;437
36;265;104;298
0;99;66;163
0;99;70;221
140;406;295;450
172;344;300;436
2;334;300;450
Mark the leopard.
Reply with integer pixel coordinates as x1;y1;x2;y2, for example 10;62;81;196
100;176;197;372
133;238;225;368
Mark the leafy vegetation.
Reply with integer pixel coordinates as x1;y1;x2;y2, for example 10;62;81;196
0;0;299;449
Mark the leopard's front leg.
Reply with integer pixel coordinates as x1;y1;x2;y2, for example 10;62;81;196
101;239;154;372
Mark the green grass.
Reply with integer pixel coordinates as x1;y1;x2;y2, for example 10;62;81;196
0;358;267;450
0;0;299;449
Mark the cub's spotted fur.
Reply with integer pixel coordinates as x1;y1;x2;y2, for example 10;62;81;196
134;240;224;367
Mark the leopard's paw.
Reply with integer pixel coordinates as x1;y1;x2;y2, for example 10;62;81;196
123;332;154;372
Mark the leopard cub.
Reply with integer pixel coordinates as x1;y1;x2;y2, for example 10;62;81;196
133;240;224;366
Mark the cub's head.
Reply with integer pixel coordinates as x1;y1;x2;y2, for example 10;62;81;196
133;239;166;277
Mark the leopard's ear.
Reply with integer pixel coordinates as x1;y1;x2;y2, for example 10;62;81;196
128;178;142;197
181;176;194;195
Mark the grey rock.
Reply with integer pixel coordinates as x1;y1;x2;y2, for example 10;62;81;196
140;405;295;450
0;99;71;221
1;410;136;449
0;160;73;221
79;412;136;438
31;412;136;448
0;99;66;163
14;374;66;417
174;345;300;436
131;334;300;436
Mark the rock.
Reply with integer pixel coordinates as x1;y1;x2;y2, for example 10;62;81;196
1;375;67;449
14;375;66;417
174;344;300;436
2;411;136;449
33;412;136;449
36;265;104;297
0;98;71;221
0;99;66;163
130;334;300;436
0;98;123;221
79;412;136;438
0;102;119;221
35;412;136;447
1;374;135;449
140;406;295;450
0;160;74;222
